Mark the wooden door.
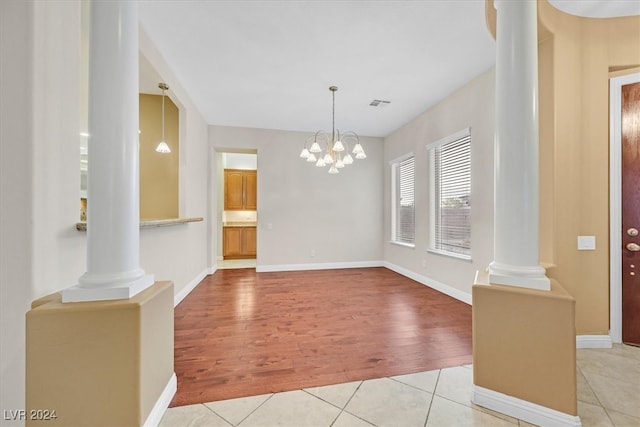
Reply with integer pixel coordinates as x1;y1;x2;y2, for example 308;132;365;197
223;227;243;258
621;81;640;346
244;171;257;210
243;227;257;257
224;170;244;210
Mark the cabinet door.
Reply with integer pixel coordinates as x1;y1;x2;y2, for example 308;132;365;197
224;170;244;210
242;227;257;256
223;227;243;258
244;171;257;210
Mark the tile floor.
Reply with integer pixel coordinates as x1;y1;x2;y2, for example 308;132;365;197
160;345;639;427
217;259;257;269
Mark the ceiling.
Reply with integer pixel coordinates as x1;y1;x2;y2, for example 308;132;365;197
138;0;639;138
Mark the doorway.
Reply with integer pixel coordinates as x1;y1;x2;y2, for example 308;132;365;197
610;71;640;346
216;150;258;269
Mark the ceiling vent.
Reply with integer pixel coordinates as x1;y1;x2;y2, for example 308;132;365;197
369;99;391;107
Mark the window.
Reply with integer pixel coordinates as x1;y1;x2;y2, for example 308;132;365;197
427;129;471;259
391;154;415;246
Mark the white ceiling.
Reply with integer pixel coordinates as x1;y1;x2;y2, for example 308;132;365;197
138;0;639;138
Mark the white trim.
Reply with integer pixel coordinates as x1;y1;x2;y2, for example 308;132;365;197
174;268;210;307
425;126;471;150
383;261;472;305
472;385;581;427
576;335;612;349
143;372;177;427
388;151;414;165
389;241;415;249
609;72;640;344
256;260;383;273
208;266;217;275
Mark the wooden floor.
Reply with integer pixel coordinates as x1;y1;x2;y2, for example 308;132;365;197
170;267;472;407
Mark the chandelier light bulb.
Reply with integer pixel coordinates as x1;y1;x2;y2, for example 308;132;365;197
324;152;333;164
343;153;354;165
307;153;317;162
355;150;367;160
328;165;339;174
300;147;310;158
155;141;171;153
336;158;345;168
316;157;326;167
333;139;345;152
352;142;363;155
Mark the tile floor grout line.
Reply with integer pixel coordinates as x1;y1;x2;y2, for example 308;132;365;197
423;369;441;427
200;402;234;427
233;393;275;427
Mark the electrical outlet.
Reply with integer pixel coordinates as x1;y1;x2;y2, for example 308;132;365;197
421;260;427;268
310;249;316;257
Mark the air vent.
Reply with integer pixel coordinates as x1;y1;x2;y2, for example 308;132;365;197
369;99;391;107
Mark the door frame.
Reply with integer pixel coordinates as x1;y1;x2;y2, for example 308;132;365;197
609;71;640;343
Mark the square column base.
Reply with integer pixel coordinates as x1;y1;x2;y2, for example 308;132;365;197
62;274;155;303
26;281;174;426
472;271;577;420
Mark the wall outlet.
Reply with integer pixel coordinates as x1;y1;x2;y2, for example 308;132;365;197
310;249;316;257
421;259;427;268
577;236;596;250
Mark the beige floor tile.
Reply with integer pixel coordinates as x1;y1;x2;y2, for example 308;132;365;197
471;403;520;424
344;377;432;427
304;381;362;409
390;369;440;393
434;366;474;407
204;393;272;426
237;390;340;426
577;401;615;427
581;371;640;418
607;409;640;427
576;367;600;405
159;404;232;427
426;396;517;426
332;411;376;427
577;349;640;385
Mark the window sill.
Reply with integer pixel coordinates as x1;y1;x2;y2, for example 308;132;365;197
76;217;203;231
390;241;415;249
427;248;472;262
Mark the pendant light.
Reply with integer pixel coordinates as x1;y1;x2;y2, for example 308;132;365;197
299;86;365;173
155;82;171;154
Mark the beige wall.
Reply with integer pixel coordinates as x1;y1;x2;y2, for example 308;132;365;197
139;93;179;219
210;126;385;269
536;1;640;335
383;68;495;296
486;0;640;335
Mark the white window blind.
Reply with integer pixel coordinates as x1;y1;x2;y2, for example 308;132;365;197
429;131;471;258
391;155;415;245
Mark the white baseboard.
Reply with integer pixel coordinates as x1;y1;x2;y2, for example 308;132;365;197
472;385;581;427
143;372;177;427
576;335;612;349
174;268;209;307
256;260;383;273
208;266;217;275
383;261;472;305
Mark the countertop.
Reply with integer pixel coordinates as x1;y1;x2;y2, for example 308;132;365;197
223;221;257;227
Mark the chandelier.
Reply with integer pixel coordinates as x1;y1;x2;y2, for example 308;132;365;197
300;86;366;174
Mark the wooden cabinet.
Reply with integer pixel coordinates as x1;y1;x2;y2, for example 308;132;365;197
223;226;256;259
224;169;257;210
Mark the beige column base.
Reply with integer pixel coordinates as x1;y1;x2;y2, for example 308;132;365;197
472;271;577;417
26;281;174;426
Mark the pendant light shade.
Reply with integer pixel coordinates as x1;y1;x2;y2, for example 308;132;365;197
155;83;171;154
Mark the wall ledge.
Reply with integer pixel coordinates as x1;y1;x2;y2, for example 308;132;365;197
76;217;203;231
472;385;582;427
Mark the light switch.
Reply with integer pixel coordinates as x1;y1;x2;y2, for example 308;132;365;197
577;236;596;250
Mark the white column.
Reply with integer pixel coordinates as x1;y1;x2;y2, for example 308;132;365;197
63;0;153;302
488;0;550;291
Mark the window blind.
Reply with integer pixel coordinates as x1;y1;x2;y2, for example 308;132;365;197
393;156;415;245
432;134;471;257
